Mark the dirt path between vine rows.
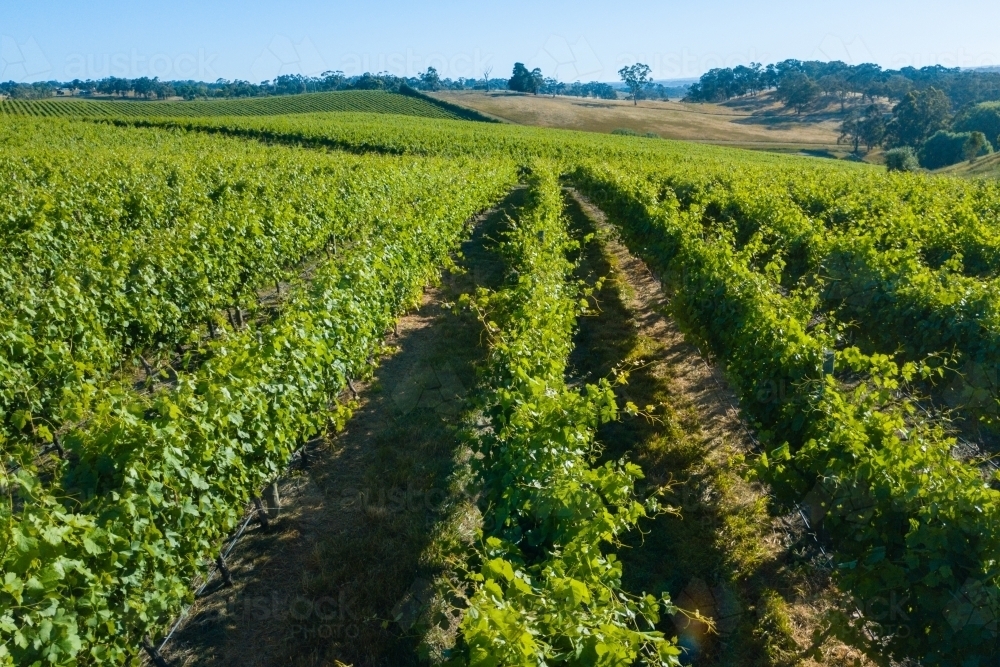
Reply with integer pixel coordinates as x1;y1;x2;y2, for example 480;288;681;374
158;192;520;667
564;190;873;667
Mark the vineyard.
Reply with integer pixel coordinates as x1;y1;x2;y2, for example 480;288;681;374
0;90;478;121
3;98;1000;667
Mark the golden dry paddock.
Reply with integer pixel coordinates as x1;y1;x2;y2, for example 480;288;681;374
431;89;848;153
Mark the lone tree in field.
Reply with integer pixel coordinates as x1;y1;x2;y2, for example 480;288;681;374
483;66;493;92
965;131;989;163
619;63;652;105
509;63;544;94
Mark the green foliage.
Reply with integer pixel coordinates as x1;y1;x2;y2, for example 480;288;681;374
886;87;952;147
953;101;1000;144
457;164;681;666
420;66;443;92
572;157;1000;665
11;98;1000;667
396;84;500;122
919;130;992;169
884;146;919;172
508;63;544;95
0;127;518;664
609;129;659;139
0;118;489;469
619;63;653;106
753;590;797;667
839;104;886;153
776;72;820;114
965;131;990;162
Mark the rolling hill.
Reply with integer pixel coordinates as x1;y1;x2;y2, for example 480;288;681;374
0;89;492;122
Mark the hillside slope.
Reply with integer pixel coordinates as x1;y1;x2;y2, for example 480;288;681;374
937;150;1000;178
432;90;846;151
0;90;483;121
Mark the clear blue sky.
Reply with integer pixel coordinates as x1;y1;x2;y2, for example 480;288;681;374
4;0;999;84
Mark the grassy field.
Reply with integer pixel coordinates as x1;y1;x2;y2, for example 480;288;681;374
432;90;849;154
937;150;1000;178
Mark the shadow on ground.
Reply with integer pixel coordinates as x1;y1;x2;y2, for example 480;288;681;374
161;191;524;667
563;190;860;666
